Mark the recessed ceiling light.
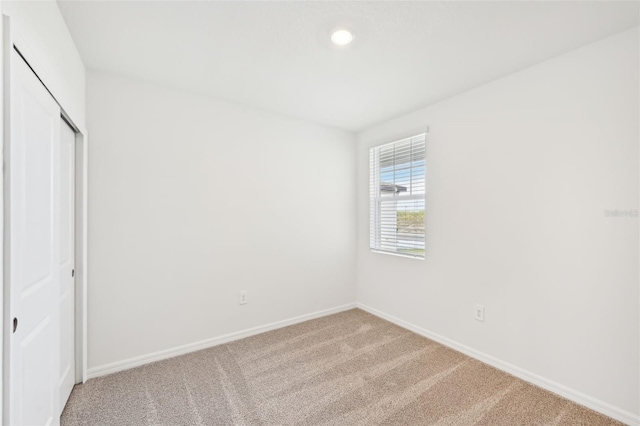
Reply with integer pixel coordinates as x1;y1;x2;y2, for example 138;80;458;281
331;29;353;46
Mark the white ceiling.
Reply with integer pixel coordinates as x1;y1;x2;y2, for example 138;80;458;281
58;1;639;132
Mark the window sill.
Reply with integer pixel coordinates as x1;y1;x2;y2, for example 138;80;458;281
370;249;425;260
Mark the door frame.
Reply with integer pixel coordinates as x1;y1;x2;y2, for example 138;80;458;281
1;14;89;423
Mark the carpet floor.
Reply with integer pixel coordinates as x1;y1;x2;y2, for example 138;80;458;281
62;309;621;425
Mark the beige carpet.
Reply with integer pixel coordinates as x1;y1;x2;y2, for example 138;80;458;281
62;309;621;425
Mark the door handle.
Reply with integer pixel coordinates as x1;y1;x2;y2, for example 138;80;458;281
12;317;18;333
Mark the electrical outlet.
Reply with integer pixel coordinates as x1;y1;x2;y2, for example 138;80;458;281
239;291;248;305
474;304;485;322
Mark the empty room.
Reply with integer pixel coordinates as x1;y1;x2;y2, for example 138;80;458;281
1;0;638;425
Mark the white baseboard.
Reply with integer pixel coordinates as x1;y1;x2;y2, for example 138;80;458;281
357;303;639;426
87;302;357;380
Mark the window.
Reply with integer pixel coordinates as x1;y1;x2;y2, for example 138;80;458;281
369;132;426;259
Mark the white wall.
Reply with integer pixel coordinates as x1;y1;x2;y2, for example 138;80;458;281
357;27;639;420
0;4;4;423
86;72;356;370
2;0;86;129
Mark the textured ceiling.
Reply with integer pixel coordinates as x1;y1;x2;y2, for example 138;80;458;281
58;1;639;132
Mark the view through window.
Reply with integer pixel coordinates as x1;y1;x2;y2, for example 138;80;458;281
369;132;426;258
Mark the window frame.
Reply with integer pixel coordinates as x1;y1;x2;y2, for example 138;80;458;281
369;130;427;260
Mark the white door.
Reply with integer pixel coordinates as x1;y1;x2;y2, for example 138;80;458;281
59;120;76;412
8;49;62;426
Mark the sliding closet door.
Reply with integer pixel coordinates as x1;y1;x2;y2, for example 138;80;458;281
8;49;62;426
59;119;76;412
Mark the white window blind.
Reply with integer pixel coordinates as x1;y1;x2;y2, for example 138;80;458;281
370;133;426;259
